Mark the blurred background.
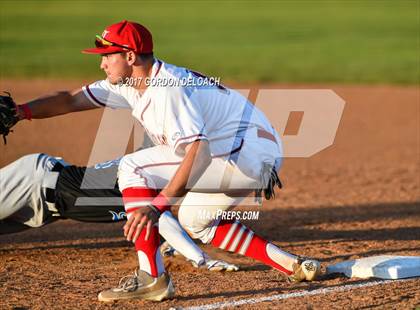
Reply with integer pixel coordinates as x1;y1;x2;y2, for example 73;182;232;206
0;0;418;84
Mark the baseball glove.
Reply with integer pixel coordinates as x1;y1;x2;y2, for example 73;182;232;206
0;92;19;144
255;162;282;202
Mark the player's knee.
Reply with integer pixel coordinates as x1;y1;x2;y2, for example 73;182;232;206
117;154;155;190
177;206;195;233
117;155;131;174
17;153;62;170
178;207;215;243
19;153;45;165
117;155;135;190
184;225;216;244
2;153;44;176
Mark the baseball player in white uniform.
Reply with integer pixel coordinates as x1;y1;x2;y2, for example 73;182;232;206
0;152;239;272
10;20;321;301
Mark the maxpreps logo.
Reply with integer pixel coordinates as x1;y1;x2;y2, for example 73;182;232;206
109;210;127;221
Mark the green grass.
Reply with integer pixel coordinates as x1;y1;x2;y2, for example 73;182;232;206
0;0;419;84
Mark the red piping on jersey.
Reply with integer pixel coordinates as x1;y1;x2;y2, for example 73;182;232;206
140;99;151;121
174;134;208;149
138;60;161;122
133;138;244;173
134;161;182;175
85;85;106;107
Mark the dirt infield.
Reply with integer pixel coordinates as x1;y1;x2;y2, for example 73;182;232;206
0;81;419;309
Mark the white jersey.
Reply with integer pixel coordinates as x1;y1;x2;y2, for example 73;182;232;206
83;59;279;156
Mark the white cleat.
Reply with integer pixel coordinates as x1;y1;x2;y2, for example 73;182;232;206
160;241;239;272
160;241;180;257
203;259;240;272
190;258;240;272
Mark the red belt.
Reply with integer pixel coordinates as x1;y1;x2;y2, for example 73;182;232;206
257;129;277;143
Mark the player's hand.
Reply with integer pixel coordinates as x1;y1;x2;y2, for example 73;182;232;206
123;205;159;243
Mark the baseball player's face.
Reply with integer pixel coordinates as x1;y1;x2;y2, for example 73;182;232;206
100;53;132;84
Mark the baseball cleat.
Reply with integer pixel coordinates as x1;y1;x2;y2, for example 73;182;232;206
288;259;321;282
98;270;174;302
160;241;180;257
191;258;240;272
160;241;240;272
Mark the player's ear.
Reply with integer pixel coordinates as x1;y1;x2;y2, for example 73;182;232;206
125;51;137;65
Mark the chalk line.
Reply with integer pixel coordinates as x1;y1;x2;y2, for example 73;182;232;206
177;278;416;310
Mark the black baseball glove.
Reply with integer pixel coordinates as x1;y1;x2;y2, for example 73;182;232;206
0;92;19;144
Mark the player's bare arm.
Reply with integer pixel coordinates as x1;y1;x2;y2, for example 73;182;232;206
0;90;98;143
162;139;212;199
124;139;212;242
17;89;99;120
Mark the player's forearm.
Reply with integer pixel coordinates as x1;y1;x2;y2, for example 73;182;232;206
160;140;212;203
18;90;97;120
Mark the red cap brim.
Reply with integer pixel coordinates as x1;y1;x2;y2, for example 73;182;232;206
82;45;125;54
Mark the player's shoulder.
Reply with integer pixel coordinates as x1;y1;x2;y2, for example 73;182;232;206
150;60;191;100
157;60;191;81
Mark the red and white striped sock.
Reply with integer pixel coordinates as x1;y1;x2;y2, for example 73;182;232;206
211;220;297;275
122;187;165;277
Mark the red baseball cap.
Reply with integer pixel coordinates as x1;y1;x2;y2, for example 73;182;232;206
82;20;153;54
